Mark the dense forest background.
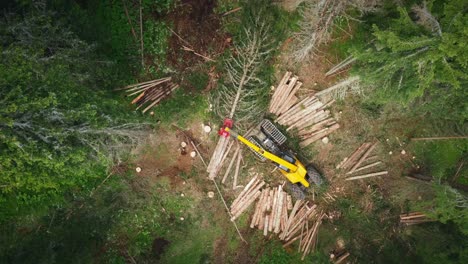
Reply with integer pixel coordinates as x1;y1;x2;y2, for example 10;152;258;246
0;0;466;263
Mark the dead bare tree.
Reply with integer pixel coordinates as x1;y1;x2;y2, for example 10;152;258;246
412;2;442;37
292;0;346;62
291;0;382;62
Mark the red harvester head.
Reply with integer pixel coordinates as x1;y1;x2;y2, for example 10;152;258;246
218;118;234;138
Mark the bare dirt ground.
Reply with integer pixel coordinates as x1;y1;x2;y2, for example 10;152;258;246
166;0;229;73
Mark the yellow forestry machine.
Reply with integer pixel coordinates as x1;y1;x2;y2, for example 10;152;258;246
218;118;323;199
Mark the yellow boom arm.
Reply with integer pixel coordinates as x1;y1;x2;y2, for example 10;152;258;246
225;127;310;187
225;127;297;171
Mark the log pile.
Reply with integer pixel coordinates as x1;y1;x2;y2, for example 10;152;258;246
249;185;293;236
298;214;324;260
207;136;230;179
400;212;434;225
230;176;265;221
269;72;303;116
230;175;327;260
337;142;388;181
118;77;179;114
270;72;340;147
280;201;323;260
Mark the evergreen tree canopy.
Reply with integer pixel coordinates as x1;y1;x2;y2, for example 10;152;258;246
0;6;144;220
354;0;467;122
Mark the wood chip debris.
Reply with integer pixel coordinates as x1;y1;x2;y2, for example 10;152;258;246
337;142;388;181
400;212;434;225
117;77;179;114
269;72;340;147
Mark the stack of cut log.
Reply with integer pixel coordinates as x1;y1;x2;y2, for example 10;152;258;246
230;176;265;221
400;212;434;225
270;72;340;147
221;141;243;188
207;137;232;180
337;142;388;181
118;77;179;114
275;95;339;147
280;201;317;244
269;72;303;116
280;201;323;260
231;175;325;260
298;214;324;260
249;185;293;236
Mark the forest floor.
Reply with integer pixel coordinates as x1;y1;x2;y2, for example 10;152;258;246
107;1;465;263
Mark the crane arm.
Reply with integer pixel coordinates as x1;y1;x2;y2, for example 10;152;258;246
224;127;298;172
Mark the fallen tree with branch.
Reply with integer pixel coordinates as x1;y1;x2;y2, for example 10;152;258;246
208;21;273;179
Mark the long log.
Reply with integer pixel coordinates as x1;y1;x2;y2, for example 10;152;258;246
208;137;230;178
348;141;378;174
286;205;317;240
126;83;158;97
348;161;382;174
230;176;257;207
274;186;284;233
270;74;292;113
276;97;317;123
273;76;298;114
287;109;328;131
131;91;146;104
219;140;235;170
283;101;323;127
231;180;265;213
298;117;335;136
277;81;303;115
258;188;269;229
411;136;468;141
335;252;350;264
269;188;278;232
281;200;303;239
142;84;178;113
135;86;167;109
117;77;171;90
300;123;340;147
314;76;360;98
251;189;265;228
339;143;371;170
222;147;239;184
231;190;261;220
345;171;388;181
231;180;262;212
276;97;317;124
232;149;242;189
